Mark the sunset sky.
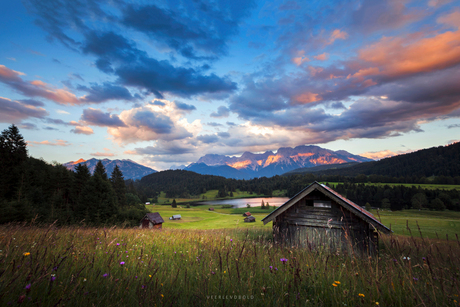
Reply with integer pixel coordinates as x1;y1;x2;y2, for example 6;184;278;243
1;0;460;170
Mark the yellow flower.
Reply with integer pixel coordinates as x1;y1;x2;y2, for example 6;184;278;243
334;281;341;284
224;271;226;273
359;293;365;297
376;302;379;305
23;252;30;256
161;283;163;286
149;275;152;278
161;294;164;298
332;283;337;287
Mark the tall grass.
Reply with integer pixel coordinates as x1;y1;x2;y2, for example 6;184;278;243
1;223;459;306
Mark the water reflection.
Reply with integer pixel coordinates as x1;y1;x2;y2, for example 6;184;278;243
196;197;289;208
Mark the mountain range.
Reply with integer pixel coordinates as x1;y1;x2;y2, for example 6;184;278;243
184;145;372;179
63;158;157;180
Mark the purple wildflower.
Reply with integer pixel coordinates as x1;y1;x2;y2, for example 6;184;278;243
269;266;273;270
230;239;233;242
142;285;145;289
211;271;215;275
275;267;278;271
120;261;125;266
413;277;419;281
422;257;426;261
280;258;288;264
25;284;31;292
103;273;108;278
50;276;56;282
116;243;120;246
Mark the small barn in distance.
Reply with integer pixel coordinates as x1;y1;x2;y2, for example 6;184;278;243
208;207;214;211
262;182;391;255
140;212;164;229
244;216;256;223
169;214;181;220
243;212;251;217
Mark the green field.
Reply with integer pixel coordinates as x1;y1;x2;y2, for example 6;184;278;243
326;182;460;190
148;204;460;239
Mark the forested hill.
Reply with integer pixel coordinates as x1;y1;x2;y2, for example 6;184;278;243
286;142;460;179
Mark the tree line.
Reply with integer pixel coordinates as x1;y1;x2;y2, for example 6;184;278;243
0;125;148;226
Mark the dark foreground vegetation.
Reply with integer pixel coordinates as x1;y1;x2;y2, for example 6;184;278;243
1;225;459;306
0;125;148;226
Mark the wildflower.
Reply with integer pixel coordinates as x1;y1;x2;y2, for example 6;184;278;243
83;278;87;282
230;239;233;242
413;277;419;282
23;252;30;257
161;294;164;298
332;283;338;287
120;261;125;266
334;281;341;284
149;275;152;278
211;271;215;275
269;266;273;270
141;285;145;289
116;243;120;246
102;273;108;278
403;256;410;261
376;302;379;305
359;293;365;297
280;258;288;264
25;284;31;292
224;271;226;274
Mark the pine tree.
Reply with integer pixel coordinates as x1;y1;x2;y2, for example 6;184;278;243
111;165;127;207
94;160;108;180
172;199;177;208
0;124;28;200
261;199;265;209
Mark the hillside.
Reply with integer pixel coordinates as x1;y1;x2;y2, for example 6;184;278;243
285;142;460;178
64;158;156;180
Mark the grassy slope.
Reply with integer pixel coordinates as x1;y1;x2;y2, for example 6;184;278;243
326;182;460;190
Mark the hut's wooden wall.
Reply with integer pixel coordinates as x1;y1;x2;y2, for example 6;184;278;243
273;190;378;255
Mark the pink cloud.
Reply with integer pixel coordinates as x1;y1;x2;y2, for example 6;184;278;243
71;126;94;135
91;152;115;157
29;139;71;146
314;53;328;61
328;29;348;44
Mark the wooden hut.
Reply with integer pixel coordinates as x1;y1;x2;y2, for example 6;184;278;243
262;182;391;255
208;207;214;211
244;216;256;223
243;212;251;217
169;214;182;220
140;212;164;229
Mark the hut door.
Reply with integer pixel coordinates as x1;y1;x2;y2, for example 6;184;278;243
142;219;149;228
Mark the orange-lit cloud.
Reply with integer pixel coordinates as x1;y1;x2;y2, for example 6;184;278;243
360;149;414;160
293;92;322;104
71;126;94;135
328;29;348;44
29;139;71;146
91;152;115;157
292;50;309;66
314;53;328;61
437;9;460;28
0;65;80;105
358;28;460;78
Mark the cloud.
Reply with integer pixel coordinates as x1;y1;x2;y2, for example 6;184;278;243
70;126;94;135
81;108;126;127
360;149;414;160
174;101;196;111
314;53;328;61
0;65;80;105
328;29;348;44
57;110;70;115
107;100;200;144
448;124;460;129
126;140;195;155
29;139;71;146
206;122;224;127
0;96;48;123
91;152;115;157
77;82;139;103
19;123;38;130
197;134;219;144
24;0;244;98
210;106;230;118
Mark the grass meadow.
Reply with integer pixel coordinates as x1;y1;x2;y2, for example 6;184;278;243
2;204;460;306
1;222;460;306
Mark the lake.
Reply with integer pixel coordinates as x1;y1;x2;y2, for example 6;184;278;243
196;197;290;208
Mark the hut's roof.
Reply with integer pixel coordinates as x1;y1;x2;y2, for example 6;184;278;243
261;181;391;234
245;212;251;216
172;215;181;219
144;212;164;224
245;216;256;221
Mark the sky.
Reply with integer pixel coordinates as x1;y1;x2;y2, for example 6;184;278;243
1;0;460;170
